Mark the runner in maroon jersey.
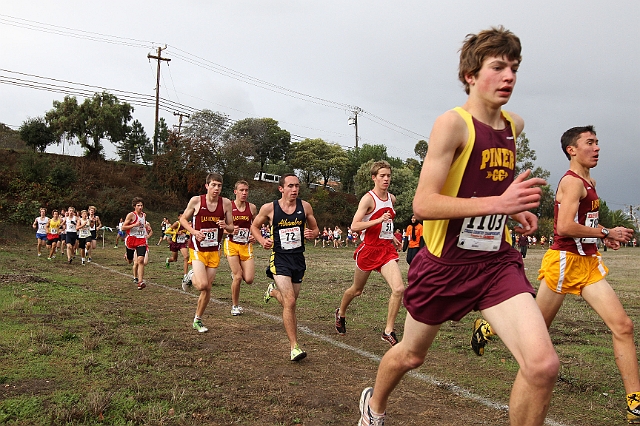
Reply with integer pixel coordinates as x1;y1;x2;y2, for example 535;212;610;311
223;180;258;317
179;173;234;333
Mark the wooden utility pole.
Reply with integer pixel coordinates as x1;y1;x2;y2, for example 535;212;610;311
148;46;171;154
173;112;190;136
348;107;362;149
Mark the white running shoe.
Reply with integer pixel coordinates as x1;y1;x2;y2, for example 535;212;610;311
231;305;244;316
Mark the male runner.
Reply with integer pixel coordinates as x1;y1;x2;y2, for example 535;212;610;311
63;207;78;264
86;206;102;261
251;173;319;361
223;180;258;316
358;27;559;426
32;208;49;257
472;126;639;424
45;210;62;260
179;173;234;333
335;160;404;346
165;212;190;286
121;197;152;290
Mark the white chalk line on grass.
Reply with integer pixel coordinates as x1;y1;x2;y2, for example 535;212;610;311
92;261;569;426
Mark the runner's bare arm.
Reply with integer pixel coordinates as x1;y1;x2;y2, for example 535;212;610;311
250;203;274;249
350;194;380;232
302;201;319;240
414;111;544;220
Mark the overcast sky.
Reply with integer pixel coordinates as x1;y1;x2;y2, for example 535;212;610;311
1;1;638;213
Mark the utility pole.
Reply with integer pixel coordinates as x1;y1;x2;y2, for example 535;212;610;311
148;46;171;155
348;106;362;149
173;112;190;136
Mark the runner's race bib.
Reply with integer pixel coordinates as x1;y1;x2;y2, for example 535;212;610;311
457;214;506;252
233;228;250;244
176;234;188;244
200;228;219;247
581;211;599;244
279;227;302;250
379;219;394;239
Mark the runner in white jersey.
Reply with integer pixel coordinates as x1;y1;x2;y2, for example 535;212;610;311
63;207;78;264
86;206;102;261
32;207;49;257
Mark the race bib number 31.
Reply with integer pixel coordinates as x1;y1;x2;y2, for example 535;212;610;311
457;214;506;252
279;227;302;250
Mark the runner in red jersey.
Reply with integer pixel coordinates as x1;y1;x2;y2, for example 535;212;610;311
179;173;234;333
121;197;152;290
336;160;404;346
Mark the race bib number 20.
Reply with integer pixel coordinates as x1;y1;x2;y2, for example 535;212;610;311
457;214;506;252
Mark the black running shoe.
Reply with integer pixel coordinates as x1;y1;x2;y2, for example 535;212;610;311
471;318;492;356
381;331;398;346
335;308;346;335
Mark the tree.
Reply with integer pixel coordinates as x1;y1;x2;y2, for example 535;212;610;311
154;117;170;154
414;139;428;160
227;118;290;176
45;92;133;160
217;135;258;192
117;120;152;165
515;132;552;218
181;110;230;174
340;144;392;194
290;138;349;188
19;117;55;152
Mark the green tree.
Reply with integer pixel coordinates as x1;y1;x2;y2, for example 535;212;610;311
414;139;428;159
340;144;394;194
226;118;290;175
117;120;152;165
45;92;133;160
609;209;635;229
290;138;348;188
154;117;170;154
19;117;55;152
181;110;230;174
515;132;552;218
217;135;259;193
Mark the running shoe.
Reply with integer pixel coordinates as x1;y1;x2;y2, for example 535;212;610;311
359;387;385;425
182;269;193;291
113;245;118;249
381;331;398;346
47;257;52;261
264;282;276;303
133;277;139;285
193;319;208;333
87;257;91;263
137;281;146;290
165;257;170;268
471;318;493;356
82;259;86;265
628;393;640;423
335;308;346;335
231;305;244;316
290;344;307;361
68;258;73;264
37;253;41;257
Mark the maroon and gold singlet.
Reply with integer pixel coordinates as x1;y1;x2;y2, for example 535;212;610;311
189;194;224;252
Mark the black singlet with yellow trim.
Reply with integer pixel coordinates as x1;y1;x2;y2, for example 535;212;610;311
270;198;306;254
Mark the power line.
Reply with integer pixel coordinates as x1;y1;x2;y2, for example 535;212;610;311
0;13;426;142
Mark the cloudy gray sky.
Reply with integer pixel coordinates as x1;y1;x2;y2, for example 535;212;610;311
1;1;638;213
